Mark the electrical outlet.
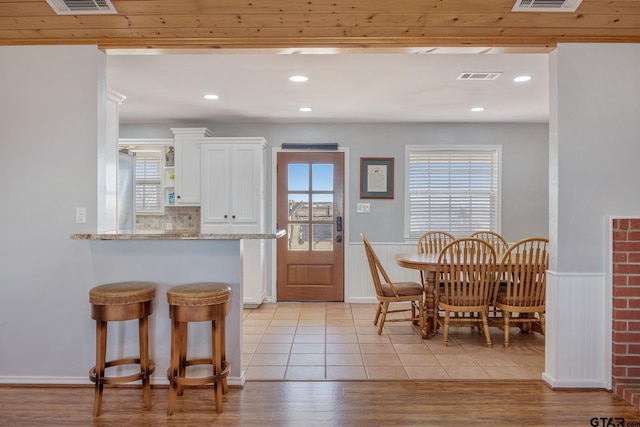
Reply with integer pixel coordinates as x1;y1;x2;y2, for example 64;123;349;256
76;207;86;224
357;203;371;213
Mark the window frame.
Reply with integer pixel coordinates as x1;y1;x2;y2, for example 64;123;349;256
404;144;502;240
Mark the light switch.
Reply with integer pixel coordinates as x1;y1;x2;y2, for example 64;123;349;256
76;207;86;224
357;203;371;213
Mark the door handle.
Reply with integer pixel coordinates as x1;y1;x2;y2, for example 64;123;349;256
336;216;343;232
336;235;342;243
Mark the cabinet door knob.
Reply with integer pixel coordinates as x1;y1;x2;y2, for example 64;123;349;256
232;215;236;219
224;215;228;219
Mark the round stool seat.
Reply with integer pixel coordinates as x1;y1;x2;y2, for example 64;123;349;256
167;282;231;306
90;281;157;306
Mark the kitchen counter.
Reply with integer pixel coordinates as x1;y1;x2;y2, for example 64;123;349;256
70;229;285;387
70;230;286;240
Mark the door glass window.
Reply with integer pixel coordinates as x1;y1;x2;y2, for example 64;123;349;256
288;164;309;191
288;224;309;251
311;194;333;221
312;164;333;191
311;163;333;250
312;224;333;251
288;193;309;221
286;161;335;252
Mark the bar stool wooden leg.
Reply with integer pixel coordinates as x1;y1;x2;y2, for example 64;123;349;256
167;314;179;416
138;316;152;410
93;320;107;417
220;316;228;394
178;322;188;397
212;314;223;413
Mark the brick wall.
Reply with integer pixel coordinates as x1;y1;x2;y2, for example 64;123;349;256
611;218;640;408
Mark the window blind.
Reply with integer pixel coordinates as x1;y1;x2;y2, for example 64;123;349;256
134;149;163;213
406;147;500;238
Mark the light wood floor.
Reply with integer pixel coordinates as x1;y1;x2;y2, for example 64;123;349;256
1;382;639;426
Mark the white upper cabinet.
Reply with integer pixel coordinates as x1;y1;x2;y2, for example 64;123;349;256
171;128;213;205
200;137;268;234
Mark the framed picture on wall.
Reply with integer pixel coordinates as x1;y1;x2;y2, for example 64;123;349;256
360;157;394;199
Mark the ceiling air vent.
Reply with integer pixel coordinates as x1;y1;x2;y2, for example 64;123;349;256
457;72;502;81
512;0;583;12
46;0;117;15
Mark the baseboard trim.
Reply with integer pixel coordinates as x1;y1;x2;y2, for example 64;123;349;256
542;372;607;389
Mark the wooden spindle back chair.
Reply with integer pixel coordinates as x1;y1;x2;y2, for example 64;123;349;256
417;231;456;287
493;237;548;348
435;238;497;347
469;230;509;255
417;231;456;255
361;233;425;336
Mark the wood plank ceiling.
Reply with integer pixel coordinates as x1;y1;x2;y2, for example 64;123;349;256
0;0;639;50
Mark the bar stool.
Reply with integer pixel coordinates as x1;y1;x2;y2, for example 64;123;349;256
89;281;157;417
166;282;231;415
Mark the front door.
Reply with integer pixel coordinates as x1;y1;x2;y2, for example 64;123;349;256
276;151;345;301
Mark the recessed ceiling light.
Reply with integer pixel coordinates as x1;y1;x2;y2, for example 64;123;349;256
470;107;485;112
299;107;312;112
513;75;532;83
203;94;219;100
289;75;309;83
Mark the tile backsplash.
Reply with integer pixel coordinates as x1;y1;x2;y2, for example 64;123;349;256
136;206;200;232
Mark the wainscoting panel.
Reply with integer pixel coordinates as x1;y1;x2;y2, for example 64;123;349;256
543;271;607;388
345;242;420;303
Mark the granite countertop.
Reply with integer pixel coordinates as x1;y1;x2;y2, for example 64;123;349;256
70;230;287;240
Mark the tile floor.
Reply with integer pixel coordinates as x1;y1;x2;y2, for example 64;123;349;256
242;302;545;381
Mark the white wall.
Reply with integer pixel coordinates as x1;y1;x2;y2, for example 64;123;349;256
0;45;103;379
545;43;640;389
121;122;550;244
553;44;640;273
